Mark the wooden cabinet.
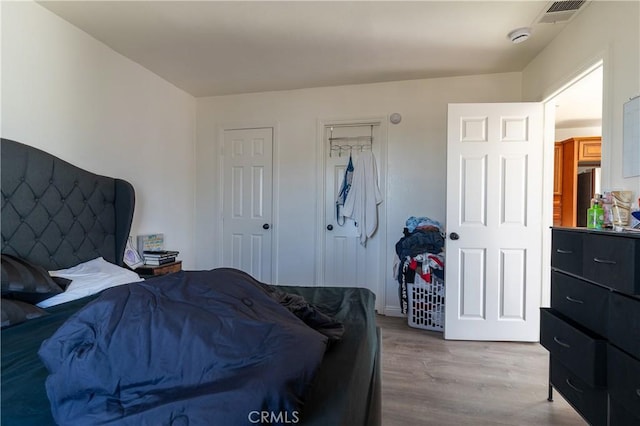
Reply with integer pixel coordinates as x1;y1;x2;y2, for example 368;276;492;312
553;144;563;226
135;261;182;278
542;228;640;425
553;136;601;227
578;138;602;163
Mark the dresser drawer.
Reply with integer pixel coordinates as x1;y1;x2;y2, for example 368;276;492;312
607;344;640;419
551;271;608;338
550;357;607;426
608;292;640;359
540;309;607;387
608;397;640;426
551;230;583;276
583;234;640;294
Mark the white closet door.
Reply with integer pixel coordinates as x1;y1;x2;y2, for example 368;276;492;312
321;123;384;309
222;128;273;283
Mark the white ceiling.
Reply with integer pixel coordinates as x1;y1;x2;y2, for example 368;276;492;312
39;0;575;97
37;0;601;126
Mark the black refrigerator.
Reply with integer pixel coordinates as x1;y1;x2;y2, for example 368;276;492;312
576;168;596;227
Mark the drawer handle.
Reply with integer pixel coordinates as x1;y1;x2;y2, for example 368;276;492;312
565;296;584;304
593;257;616;265
566;379;584;394
636;389;640;399
553;336;571;348
556;249;573;254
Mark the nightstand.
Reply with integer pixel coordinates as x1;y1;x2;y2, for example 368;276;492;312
135;261;182;278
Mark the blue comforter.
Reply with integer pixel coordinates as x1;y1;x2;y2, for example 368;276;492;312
38;268;335;425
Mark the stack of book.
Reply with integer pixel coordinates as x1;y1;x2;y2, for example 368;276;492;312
143;250;179;266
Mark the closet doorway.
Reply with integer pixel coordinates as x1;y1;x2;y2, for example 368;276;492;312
317;118;387;311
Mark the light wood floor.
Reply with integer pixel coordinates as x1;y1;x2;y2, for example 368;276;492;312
377;315;586;426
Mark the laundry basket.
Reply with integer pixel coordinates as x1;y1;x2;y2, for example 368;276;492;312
407;276;445;332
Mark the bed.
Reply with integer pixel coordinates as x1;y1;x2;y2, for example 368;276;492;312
1;138;381;426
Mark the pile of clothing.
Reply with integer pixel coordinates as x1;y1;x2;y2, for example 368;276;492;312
394;216;445;315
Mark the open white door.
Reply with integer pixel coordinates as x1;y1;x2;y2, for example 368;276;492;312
445;103;543;341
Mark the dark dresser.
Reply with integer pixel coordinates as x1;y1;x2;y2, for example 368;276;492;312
541;227;640;425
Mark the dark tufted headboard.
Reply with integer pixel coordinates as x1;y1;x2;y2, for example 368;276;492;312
1;139;135;270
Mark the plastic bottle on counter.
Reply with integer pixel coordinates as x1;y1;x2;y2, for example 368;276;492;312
595;200;605;229
587;198;604;229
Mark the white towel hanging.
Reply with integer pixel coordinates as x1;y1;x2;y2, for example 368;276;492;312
342;150;383;246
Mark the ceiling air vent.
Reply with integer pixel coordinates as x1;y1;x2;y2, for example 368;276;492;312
535;1;588;24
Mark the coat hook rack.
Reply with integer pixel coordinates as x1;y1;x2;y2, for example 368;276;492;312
328;125;374;157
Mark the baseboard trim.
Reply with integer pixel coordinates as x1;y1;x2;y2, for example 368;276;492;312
382;306;404;317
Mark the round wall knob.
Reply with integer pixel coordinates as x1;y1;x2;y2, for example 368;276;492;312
449;232;460;240
263;223;270;230
326;224;334;231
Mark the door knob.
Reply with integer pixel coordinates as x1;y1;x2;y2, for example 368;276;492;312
449;232;459;240
327;224;334;231
263;223;270;230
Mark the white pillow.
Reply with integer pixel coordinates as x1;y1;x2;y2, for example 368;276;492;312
37;257;143;308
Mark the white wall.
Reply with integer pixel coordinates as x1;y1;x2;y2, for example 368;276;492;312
555;126;602;141
196;73;522;313
1;2;198;268
523;0;640;200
